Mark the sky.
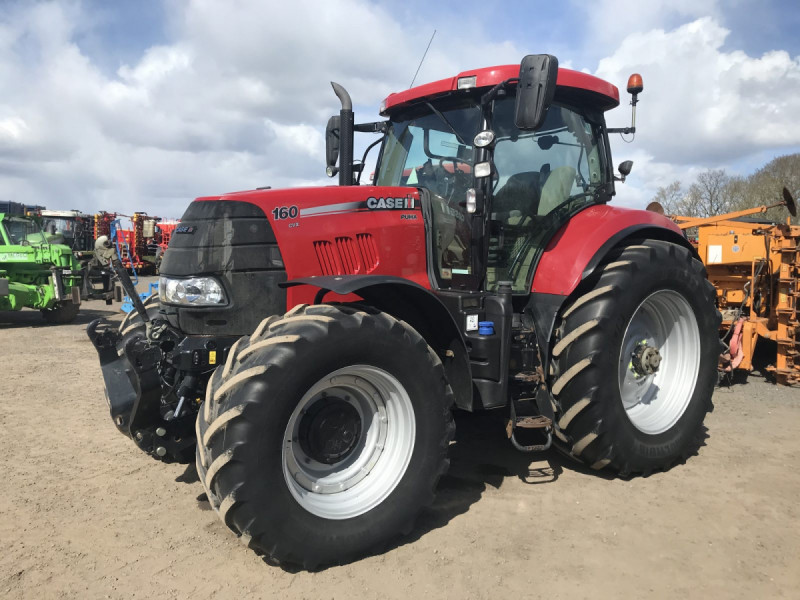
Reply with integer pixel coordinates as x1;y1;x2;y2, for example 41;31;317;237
1;0;799;218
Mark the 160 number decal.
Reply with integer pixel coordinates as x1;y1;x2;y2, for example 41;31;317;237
272;205;299;220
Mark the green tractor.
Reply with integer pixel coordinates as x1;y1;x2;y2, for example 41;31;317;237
0;212;83;324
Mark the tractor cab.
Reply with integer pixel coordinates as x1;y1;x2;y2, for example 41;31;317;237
1;214;49;246
330;56;627;295
374;81;614;292
38;209;95;257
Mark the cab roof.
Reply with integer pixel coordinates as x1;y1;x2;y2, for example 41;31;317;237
381;65;620;115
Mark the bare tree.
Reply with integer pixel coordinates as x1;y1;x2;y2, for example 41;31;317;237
652;181;686;215
686;169;736;217
742;154;800;223
648;155;800;224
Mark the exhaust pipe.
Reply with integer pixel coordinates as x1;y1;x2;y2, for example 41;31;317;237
331;82;354;186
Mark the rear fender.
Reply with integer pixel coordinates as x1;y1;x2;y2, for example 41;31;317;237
531;205;694;297
528;206;696;366
282;275;473;410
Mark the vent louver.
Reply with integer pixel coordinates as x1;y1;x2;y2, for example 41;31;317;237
313;234;379;275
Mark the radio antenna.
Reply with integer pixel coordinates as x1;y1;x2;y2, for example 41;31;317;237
409;29;436;88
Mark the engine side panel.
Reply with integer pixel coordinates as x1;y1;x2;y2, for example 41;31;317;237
197;186;431;307
531;205;687;296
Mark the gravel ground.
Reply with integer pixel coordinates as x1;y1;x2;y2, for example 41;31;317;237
1;293;799;599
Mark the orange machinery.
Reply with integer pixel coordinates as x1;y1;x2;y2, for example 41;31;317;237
93;212;178;273
667;188;799;384
117;213;167;273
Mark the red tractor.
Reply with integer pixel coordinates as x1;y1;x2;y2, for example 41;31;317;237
89;55;719;568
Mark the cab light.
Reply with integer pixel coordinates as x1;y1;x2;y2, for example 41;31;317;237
473;130;495;148
627;73;643;95
466;188;477;213
457;76;477;90
474;162;491;178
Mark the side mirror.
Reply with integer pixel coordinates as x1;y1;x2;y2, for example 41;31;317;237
514;54;559;131
325;115;340;175
617;160;633;182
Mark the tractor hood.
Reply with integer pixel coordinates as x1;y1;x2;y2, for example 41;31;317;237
193;185;421;222
159;185;429;335
163;185;424;277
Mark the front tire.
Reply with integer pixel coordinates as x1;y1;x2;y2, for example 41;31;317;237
196;304;454;568
550;240;720;475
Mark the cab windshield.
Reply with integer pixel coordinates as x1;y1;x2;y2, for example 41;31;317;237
376;91;608;292
2;217;47;245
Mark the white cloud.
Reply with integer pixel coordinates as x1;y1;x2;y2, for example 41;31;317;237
582;0;722;52
597;16;800;207
1;1;798;219
0;0;524;216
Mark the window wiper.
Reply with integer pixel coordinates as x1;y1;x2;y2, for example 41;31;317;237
424;102;469;146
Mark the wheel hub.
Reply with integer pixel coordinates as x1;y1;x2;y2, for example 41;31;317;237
299;398;362;464
282;367;416;519
631;343;662;376
617;289;701;435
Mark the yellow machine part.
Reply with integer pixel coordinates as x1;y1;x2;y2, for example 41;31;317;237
693;218;800;385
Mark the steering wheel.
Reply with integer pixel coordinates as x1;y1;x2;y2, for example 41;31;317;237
437;158;471;201
438;157;471;173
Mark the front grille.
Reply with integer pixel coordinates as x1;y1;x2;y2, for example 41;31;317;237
160;200;280;275
159;199;286;336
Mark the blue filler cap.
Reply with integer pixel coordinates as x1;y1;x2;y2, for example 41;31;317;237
478;321;495;335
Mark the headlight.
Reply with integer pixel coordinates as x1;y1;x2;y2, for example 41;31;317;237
159;276;227;306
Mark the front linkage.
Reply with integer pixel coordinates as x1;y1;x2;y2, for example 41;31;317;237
87;258;234;462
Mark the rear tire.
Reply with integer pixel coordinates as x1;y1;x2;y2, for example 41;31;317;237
550;240;720;475
196;304;454;569
41;300;79;324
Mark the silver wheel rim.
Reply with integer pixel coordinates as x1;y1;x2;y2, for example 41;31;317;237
282;365;415;520
618;289;700;435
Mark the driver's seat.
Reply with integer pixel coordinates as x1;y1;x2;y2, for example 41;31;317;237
538;166;577;215
492;171;542;223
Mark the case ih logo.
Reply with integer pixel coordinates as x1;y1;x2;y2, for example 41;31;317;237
366;196;415;210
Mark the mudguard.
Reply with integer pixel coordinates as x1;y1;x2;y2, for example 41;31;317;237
526;204;694;368
281;275;474;410
531;204;692;296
